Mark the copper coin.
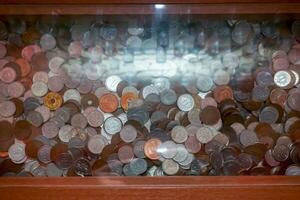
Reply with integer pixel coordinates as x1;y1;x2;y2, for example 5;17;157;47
31;52;49;71
14;120;32;141
199;106;220;125
25;140;43;159
99;93;119;113
50;143;68;161
15;58;31;77
270;88;288;107
213;85;234;103
11;98;24;118
144;138;162;160
81;93;99;109
121;92;139;110
43;92;63;110
0;121;13;142
21;44;42;61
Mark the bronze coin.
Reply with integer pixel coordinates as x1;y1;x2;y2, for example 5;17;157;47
200;106;221;125
11;98;24;118
25;140;43;159
81;93;99;109
50;143;68;161
31;52;49;71
14;120;32;141
0;121;13;142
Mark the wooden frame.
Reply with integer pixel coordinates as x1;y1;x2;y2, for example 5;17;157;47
1;1;300;199
0;176;300;200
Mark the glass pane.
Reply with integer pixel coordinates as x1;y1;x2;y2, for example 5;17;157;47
0;6;300;177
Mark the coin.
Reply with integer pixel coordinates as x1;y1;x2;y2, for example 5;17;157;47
0;101;16;117
177;94;194;112
0;67;16;83
103;116;122;135
88;135;106;155
171;125;188;143
42;121;59;139
120;125;137;143
86;110;104;128
99;93;119;113
40;33;56;51
144;138;162;160
44;92;63;110
31;81;48;97
121;92;138;110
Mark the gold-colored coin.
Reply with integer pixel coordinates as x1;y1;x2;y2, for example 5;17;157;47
43;92;63;110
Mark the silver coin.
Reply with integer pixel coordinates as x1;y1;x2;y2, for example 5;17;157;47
117;112;128;125
87;135;106;154
196;126;216;144
173;144;189;163
40;33;56;51
42;121;59;139
8;142;26;163
86;110;104;128
46;162;63;177
120;124;137;143
105;75;122;92
63;89;81;103
160;89;177;105
129;158;147;175
213;69;230;86
123;163;136;176
162;159;179;175
196;74;214;92
232;20;252;45
128;27;144;36
0;100;16;117
285;165;300;176
54;107;71;123
71;113;88;129
103;116;122;135
100;24;118;41
171;125;188;143
158;140;177;159
133;140;146;158
142;85;160;99
35;105;51;122
26;110;43;127
58;125;73;143
222;52;239;69
177;94;194;112
126;36;142;50
49;56;64;74
178;153;194;166
152;77;171;92
31;81;48;97
274;70;292;88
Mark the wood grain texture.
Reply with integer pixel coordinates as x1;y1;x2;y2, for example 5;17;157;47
0;3;300;15
1;0;300;4
0;176;300;200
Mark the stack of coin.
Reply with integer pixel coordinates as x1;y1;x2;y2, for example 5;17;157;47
0;16;300;177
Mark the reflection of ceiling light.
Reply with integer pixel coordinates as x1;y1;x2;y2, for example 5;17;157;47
155;4;166;9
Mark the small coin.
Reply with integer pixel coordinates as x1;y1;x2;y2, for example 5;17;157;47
63;89;81;103
40;33;56;51
272;144;290;162
103;116;122;135
144;138;162;160
26;110;44;127
44;92;63;110
47;76;64;92
120;125;137;143
8;143;26;162
0;101;16;117
185;135;202;153
171;125;188;143
196;126;216;144
239;129;259;147
129;158;147;175
121;92;139;110
177;94;194;112
162;159;179;175
42;121;59;139
31;81;48;97
88;135;106;154
71;113;88;129
0;67;16;83
118;145;134;164
160;89;177;105
86;109;104;128
7;81;25;98
99;93;119;113
105;75;122;92
274;70;293;88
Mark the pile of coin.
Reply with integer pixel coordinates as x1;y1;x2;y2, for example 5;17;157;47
0;16;300;177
